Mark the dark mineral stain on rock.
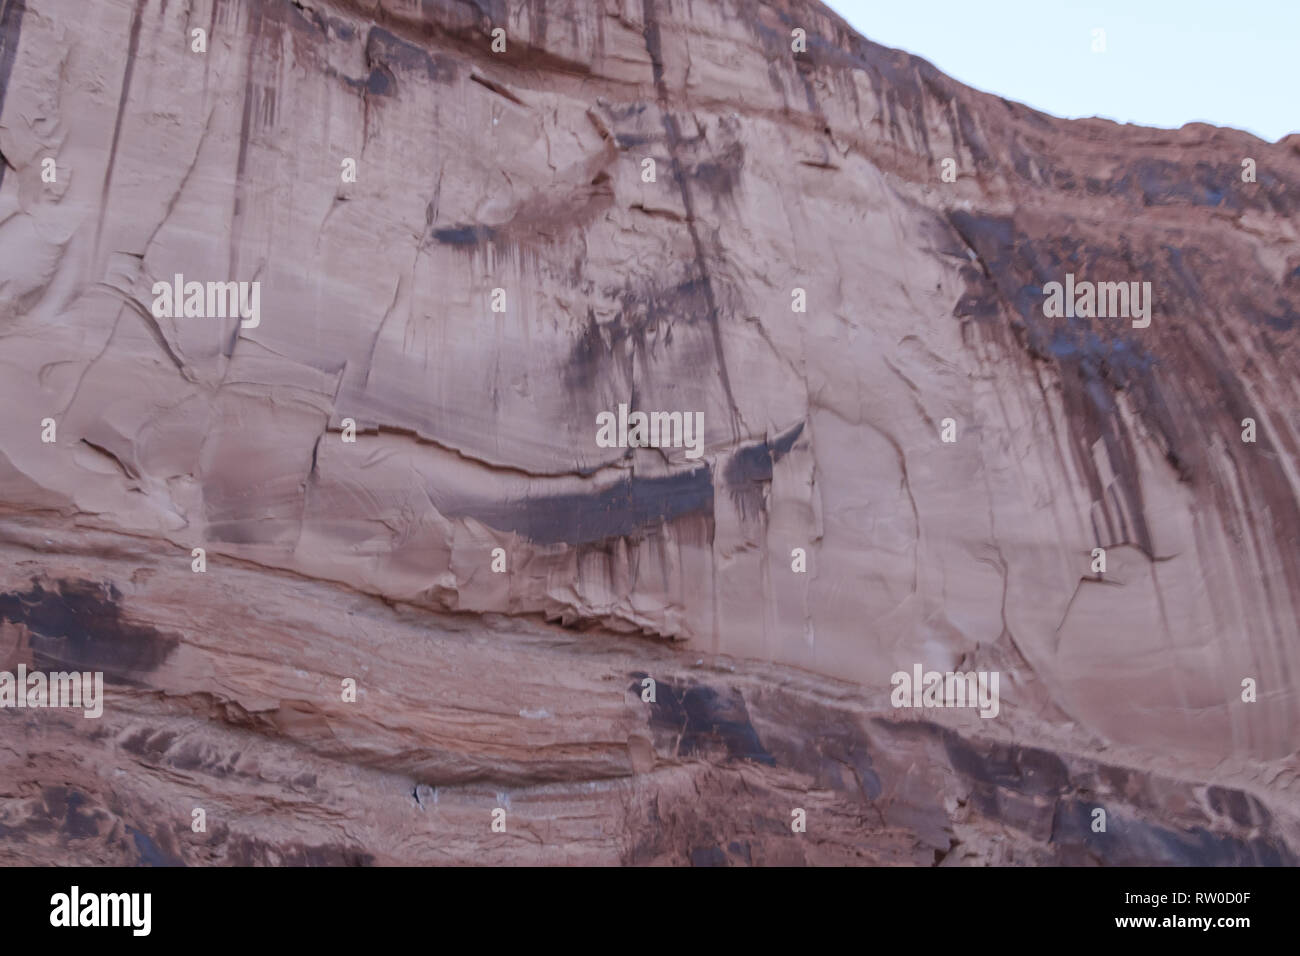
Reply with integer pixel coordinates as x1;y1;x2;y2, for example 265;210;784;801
1051;798;1292;866
2;786;105;842
0;0;28;193
432;223;497;246
944;204;1300;619
725;421;804;486
754;695;882;800
365;64;395;96
878;719;1296;865
465;466;713;546
724;420;804;518
690;141;745;198
47;787;101;839
284;0;328;37
1244;297;1300;332
1205;785;1272;828
564;276;719;394
0;578;180;685
127;826;185;867
939;725;1069;797
689;845;728;866
365;26;454;85
632;673;774;765
945;210;1180;554
727;840;753;864
1115;159;1241;210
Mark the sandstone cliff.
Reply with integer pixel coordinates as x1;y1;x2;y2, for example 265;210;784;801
0;0;1297;864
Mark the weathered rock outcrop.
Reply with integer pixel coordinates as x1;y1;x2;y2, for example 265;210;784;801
0;0;1297;864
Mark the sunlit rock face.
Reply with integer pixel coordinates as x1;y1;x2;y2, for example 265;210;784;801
0;0;1297;865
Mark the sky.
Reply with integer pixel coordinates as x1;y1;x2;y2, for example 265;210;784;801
824;0;1298;143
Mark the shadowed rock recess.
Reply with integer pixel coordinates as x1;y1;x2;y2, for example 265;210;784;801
0;0;1297;866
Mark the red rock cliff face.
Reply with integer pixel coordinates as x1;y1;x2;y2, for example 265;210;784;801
0;0;1297;865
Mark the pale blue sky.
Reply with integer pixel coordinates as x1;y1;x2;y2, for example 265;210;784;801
824;0;1298;143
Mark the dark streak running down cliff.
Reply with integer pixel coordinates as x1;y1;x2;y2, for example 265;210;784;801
0;0;26;192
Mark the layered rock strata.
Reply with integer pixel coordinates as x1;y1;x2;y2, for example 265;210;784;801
0;0;1296;864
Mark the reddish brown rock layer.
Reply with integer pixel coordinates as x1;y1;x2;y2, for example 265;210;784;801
0;0;1297;864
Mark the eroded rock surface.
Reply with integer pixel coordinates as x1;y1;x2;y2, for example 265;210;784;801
0;0;1297;864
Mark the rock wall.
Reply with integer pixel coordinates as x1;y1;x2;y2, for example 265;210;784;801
0;0;1297;864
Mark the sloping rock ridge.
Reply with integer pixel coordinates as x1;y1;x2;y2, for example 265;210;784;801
0;0;1297;864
